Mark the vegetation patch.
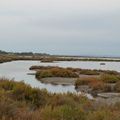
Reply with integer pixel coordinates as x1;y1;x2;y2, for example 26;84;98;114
114;81;120;92
0;78;120;120
30;66;120;76
79;69;100;75
100;74;120;83
36;68;79;79
75;77;104;92
31;66;120;94
75;74;120;93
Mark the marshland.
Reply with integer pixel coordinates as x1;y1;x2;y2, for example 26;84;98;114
0;51;120;119
1;0;120;119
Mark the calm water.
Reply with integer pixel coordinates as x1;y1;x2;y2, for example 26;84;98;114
0;60;120;93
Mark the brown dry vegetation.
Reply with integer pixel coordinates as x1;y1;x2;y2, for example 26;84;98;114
30;66;120;76
30;66;120;94
36;67;79;79
75;73;120;94
0;78;120;120
1;52;120;64
1;55;120;119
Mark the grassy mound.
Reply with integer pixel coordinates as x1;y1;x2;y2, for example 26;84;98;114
36;68;79;79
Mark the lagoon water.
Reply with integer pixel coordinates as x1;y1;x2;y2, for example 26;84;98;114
0;60;120;93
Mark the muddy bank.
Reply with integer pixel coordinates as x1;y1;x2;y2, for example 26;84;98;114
95;93;120;105
39;77;76;85
35;73;98;86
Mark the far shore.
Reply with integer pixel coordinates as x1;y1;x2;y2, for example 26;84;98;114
1;53;120;64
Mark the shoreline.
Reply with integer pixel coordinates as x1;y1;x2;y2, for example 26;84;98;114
1;54;120;64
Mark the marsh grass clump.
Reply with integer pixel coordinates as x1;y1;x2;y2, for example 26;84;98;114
75;77;104;91
40;105;86;120
103;70;119;75
75;73;120;93
79;69;100;75
0;78;49;108
75;74;120;87
114;81;120;92
41;57;55;63
100;74;120;83
75;77;93;87
36;68;79;79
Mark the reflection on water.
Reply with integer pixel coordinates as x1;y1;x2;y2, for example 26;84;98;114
0;60;120;93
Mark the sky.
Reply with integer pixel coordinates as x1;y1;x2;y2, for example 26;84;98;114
0;0;120;56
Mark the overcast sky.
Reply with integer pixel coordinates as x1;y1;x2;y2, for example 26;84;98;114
0;0;120;56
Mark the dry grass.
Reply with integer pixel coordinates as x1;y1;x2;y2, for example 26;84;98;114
36;68;79;79
0;78;120;120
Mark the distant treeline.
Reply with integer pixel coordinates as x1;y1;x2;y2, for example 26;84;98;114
0;50;8;54
1;50;120;62
0;50;50;56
